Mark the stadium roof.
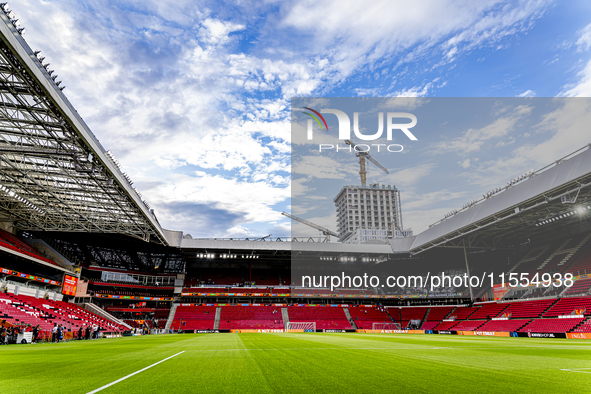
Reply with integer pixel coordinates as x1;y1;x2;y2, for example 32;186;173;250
179;237;394;255
409;144;591;254
0;13;168;245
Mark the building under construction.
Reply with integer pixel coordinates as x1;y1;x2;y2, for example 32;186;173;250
334;183;411;243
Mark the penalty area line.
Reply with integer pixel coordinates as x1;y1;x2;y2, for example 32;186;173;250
86;351;185;394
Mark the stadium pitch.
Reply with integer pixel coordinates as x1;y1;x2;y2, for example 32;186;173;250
1;334;590;393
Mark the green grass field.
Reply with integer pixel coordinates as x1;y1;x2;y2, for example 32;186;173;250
1;333;591;393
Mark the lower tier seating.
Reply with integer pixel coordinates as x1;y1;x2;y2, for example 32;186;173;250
218;306;283;330
477;319;531;332
287;306;352;330
519;318;584;333
172;306;216;330
348;306;392;329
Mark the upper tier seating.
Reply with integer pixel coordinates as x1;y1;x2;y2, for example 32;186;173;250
562;278;591;296
0;229;60;267
425;306;455;321
469;303;509;319
448;307;479;320
499;299;555;318
543;297;591;317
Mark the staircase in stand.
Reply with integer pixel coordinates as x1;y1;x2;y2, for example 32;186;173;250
281;307;290;328
343;308;357;330
420;308;431;328
165;303;178;331
81;302;131;330
213;307;221;330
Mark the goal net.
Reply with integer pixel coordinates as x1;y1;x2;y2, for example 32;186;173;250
372;322;402;331
285;322;316;332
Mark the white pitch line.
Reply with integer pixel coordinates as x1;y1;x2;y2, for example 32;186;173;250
560;368;591;374
86;351;185;394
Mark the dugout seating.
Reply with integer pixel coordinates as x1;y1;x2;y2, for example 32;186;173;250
287;306;352;330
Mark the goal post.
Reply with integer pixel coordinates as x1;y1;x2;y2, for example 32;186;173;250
372;322;401;331
285;322;316;332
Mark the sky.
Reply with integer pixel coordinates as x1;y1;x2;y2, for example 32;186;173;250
10;0;591;238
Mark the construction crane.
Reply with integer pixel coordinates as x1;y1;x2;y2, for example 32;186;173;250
345;139;389;187
281;212;339;241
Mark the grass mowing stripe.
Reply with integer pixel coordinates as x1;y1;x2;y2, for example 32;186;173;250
85;351;185;394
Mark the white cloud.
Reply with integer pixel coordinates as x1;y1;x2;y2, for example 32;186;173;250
441;105;532;153
518;89;536;97
561;60;591;97
576;23;591;52
10;0;557;237
459;159;471;168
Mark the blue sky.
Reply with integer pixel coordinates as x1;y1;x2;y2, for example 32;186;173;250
11;0;591;238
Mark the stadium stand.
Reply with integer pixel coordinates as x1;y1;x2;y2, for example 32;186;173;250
433;320;458;331
398;306;428;327
287;306;352;330
562;278;591;296
572;318;591;333
420;306;455;330
469;303;509;319
543;297;591;317
0;229;60;268
498;299;556;318
519;318;584;333
452;320;487;331
0;291;125;334
218;306;283;330
172;306;216;330
448;306;479;320
477;319;531;332
420;321;439;330
348;306;392;329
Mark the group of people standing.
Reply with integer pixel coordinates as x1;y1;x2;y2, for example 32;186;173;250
77;324;100;340
0;322;20;344
51;323;64;343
